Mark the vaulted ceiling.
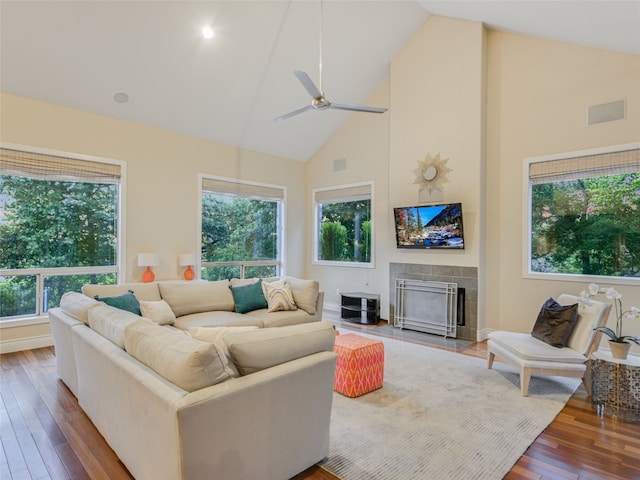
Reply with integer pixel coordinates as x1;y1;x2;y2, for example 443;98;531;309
1;1;638;162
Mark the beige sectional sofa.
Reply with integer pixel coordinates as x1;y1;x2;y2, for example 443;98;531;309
48;278;336;480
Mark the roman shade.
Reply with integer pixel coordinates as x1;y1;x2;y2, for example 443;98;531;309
202;176;284;201
0;147;121;184
529;148;640;185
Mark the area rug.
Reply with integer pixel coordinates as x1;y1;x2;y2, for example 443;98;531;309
320;331;581;480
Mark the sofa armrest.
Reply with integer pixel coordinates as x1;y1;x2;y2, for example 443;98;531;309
316;291;325;316
177;351;337;480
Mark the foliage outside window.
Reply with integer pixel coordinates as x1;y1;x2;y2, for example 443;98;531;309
528;147;640;278
314;182;373;265
0;147;120;320
201;176;283;280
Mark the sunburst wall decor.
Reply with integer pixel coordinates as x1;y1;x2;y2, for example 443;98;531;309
412;153;451;194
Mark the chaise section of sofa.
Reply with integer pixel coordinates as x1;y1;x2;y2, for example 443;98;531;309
49;296;336;480
49;276;334;479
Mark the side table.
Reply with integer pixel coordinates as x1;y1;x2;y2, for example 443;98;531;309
340;292;380;325
590;351;640;423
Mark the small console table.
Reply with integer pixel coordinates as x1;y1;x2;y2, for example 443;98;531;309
340;292;380;325
590;351;640;423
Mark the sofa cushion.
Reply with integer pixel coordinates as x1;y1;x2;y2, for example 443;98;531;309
158;280;235;317
139;299;176;326
124;322;233;392
224;321;336;375
82;282;161;301
60;291;101;325
189;325;259;344
230;280;268;313
489;330;587;363
285;277;320;315
229;277;260;287
94;290;141;315
188;326;260;378
173;310;264;330
531;297;579;348
262;280;297;312
245;308;316;328
88;303;153;349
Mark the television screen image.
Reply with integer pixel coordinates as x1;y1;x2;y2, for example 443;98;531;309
393;203;465;249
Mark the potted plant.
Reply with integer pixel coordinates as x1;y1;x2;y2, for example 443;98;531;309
580;283;640;360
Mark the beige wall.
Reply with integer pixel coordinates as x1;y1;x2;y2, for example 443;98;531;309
0;93;306;348
485;32;640;353
306;16;486;320
3;16;639;353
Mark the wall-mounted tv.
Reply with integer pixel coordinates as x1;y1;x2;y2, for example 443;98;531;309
393;202;465;249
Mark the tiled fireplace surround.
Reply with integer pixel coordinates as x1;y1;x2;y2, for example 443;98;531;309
389;262;478;342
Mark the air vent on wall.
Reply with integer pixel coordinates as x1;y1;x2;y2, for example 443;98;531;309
588;99;625;125
333;158;346;171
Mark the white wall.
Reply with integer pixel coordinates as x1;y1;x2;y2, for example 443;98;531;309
0;92;306;348
306;16;486;321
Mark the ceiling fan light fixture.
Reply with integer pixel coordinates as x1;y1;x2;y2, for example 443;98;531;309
274;1;387;122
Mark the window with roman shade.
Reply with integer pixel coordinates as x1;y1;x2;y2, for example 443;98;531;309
200;176;285;280
526;145;640;279
0;146;123;321
313;182;373;266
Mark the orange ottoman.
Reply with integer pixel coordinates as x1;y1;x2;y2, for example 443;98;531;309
333;333;384;397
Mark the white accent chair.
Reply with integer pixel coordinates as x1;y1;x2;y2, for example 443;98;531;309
487;294;611;396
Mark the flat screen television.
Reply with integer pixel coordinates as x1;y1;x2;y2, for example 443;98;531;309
393;202;465;249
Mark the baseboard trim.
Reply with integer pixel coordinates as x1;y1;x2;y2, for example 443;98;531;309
0;334;54;354
324;302;340;313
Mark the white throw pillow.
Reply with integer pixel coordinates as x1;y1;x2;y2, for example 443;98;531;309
262;280;297;312
139;299;176;326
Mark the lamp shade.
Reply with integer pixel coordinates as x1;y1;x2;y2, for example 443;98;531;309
179;254;196;266
137;253;160;267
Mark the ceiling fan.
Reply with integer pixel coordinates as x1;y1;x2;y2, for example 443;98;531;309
274;1;388;122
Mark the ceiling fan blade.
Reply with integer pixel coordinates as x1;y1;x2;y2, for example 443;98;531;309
330;102;388;114
294;70;323;99
274;104;313;122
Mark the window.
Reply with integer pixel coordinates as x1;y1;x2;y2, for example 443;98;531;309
313;182;373;266
200;176;284;280
0;146;122;322
526;145;640;280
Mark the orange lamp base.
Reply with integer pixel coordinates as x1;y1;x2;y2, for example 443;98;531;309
183;265;195;281
141;266;155;283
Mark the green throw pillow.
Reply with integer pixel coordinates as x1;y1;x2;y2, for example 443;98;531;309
95;290;141;315
230;280;268;314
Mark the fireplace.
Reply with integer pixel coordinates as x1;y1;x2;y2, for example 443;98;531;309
389;263;477;341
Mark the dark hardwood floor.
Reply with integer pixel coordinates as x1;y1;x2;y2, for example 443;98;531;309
2;320;639;479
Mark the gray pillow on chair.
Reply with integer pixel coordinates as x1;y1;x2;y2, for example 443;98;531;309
531;297;579;348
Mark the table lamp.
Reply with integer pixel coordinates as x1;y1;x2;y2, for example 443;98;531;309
138;253;160;283
179;254;196;281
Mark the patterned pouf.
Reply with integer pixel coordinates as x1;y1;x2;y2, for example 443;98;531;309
333;333;384;397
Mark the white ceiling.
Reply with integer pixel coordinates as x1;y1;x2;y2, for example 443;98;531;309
1;1;639;162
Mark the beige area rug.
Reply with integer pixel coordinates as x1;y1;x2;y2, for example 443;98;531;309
320;331;580;480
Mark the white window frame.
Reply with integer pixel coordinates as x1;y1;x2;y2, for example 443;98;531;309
522;142;640;286
0;143;126;327
312;181;374;268
198;174;286;278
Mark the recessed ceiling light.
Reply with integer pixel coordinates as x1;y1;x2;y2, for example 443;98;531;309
113;91;129;104
201;25;214;39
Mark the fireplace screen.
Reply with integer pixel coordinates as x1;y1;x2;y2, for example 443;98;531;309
394;279;458;338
